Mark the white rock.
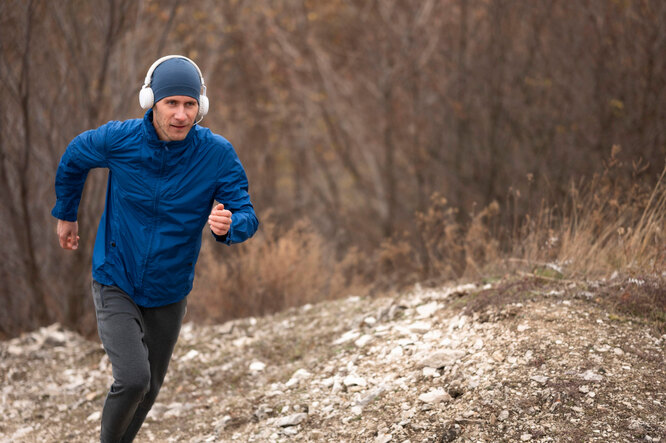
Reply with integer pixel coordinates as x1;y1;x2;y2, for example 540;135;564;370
521;433;532;441
276;412;307;427
180;349;199;362
580;370;603;382
249;361;266;373
364;316;377;326
530;375;549;384
579;385;590;393
417;349;465;369
86;411;101;422
388;346;404;361
498;410;509;421
416;302;441;318
11;426;35;439
423;367;439;377
355;334;373;348
343;375;367;387
375;433;393;443
286;369;312;387
334;330;361;345
517;324;530;332
407;321;432;334
356;386;388;406
418;388;451;404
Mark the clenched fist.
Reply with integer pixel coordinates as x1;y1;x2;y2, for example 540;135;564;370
57;219;80;250
208;203;232;236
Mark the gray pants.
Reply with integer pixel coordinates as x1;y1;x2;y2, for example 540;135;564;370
92;281;187;443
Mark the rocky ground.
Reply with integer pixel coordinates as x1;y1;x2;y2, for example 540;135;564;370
1;274;665;443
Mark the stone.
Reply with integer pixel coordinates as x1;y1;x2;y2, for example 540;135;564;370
498;410;509;421
407;321;432;334
521;433;532;441
355;334;373;348
276;413;308;427
180;349;199;362
422;367;439;377
343;374;367;387
334;330;361;345
530;375;549;384
417;349;465;369
388;346;404;361
86;411;101;422
286;369;312;387
580;370;603;382
249;361;266;373
356;386;387;406
416;302;441;318
418;388;451;404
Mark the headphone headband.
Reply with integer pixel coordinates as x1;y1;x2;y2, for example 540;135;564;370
142;55;206;89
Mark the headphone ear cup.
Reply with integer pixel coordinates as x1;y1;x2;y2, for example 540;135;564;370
199;95;209;117
139;87;154;109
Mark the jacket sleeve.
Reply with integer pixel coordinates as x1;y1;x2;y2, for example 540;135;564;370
51;123;111;222
212;146;259;245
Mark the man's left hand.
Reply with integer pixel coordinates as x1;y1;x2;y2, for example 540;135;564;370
208;203;232;236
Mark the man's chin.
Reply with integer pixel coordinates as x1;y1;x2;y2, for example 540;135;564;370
168;128;190;141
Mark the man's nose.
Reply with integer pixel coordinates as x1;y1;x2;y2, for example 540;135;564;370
174;106;187;120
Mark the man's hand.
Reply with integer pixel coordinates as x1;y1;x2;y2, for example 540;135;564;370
57;219;80;250
208;203;232;236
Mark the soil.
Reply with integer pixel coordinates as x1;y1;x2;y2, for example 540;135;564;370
1;274;664;442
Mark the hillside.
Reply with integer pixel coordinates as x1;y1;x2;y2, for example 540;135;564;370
1;275;664;442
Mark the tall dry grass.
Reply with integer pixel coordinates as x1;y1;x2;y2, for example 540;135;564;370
514;159;665;279
188;214;367;324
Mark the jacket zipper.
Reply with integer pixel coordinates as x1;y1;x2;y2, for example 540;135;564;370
139;145;168;290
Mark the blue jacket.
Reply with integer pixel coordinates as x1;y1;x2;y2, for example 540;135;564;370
52;110;258;307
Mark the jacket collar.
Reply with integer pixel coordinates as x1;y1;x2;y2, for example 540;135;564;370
142;109;197;149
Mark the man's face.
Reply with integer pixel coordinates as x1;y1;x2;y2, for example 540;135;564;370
152;95;199;141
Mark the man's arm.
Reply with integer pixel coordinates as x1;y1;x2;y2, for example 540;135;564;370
52;123;111;248
211;147;259;245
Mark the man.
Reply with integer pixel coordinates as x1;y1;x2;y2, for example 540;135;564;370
52;55;258;442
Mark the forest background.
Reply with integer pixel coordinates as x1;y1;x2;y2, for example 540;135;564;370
1;0;664;338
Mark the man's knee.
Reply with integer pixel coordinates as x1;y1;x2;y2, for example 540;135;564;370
116;370;151;401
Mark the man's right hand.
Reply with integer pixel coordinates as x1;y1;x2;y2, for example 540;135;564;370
57;219;80;250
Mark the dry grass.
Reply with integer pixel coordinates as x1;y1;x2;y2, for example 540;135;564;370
189;156;665;326
515;161;665;279
188;214;366;324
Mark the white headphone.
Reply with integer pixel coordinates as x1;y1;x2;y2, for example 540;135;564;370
139;55;210;120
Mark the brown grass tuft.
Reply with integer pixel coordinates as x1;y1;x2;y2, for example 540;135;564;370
188;214;362;324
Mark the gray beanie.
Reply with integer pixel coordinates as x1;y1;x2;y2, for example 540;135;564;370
151;58;201;104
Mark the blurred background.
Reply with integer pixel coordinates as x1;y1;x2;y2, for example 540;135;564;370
1;0;664;338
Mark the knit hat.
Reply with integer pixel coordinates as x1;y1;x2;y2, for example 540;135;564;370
150;57;201;104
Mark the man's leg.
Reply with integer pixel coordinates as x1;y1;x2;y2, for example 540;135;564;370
120;297;187;442
92;282;151;443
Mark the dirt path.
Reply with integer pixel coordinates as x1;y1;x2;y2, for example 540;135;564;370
1;277;664;442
